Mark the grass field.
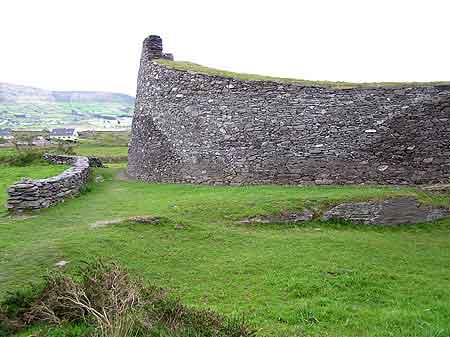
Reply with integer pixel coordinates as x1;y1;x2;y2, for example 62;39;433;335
1;163;450;337
156;59;450;89
74;145;128;157
0;144;128;163
0;130;129;162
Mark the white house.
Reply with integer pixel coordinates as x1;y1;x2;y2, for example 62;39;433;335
0;129;14;140
32;136;51;147
49;128;79;142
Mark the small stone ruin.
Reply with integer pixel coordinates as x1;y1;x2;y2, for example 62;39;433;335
6;154;102;212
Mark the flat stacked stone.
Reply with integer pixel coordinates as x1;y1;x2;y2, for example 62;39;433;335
144;35;163;59
142;35;174;61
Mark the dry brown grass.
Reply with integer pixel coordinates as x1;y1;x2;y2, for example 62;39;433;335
1;260;256;337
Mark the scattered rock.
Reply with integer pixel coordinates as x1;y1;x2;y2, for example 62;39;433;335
128;216;163;224
238;209;314;224
88;157;104;168
174;223;187;230
55;260;69;268
90;215;166;229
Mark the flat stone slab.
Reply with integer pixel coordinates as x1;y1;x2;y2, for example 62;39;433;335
322;197;450;225
238;209;314;224
128;215;163;224
90;215;165;229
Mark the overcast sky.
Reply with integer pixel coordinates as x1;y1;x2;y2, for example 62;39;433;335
2;0;450;96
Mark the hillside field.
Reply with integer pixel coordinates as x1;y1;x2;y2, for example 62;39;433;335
0;131;129;164
1;152;450;337
0;82;135;129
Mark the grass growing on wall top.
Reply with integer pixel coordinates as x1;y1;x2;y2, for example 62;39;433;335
156;59;450;89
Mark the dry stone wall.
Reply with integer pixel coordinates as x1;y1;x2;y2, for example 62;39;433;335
128;35;450;185
6;154;93;212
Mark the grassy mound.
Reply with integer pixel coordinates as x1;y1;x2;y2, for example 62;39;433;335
1;260;255;337
156;59;450;89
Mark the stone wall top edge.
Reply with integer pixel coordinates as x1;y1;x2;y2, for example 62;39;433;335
150;60;450;93
11;154;90;186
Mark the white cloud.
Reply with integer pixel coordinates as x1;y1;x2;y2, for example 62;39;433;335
1;0;449;95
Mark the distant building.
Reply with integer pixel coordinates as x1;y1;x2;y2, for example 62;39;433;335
49;128;79;142
32;136;51;147
0;128;14;140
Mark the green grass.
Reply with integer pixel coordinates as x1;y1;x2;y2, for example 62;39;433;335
1;165;450;336
78;130;130;147
75;144;128;157
0;143;128;162
156;59;450;89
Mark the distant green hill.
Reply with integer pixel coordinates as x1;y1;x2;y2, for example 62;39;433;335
0;82;135;130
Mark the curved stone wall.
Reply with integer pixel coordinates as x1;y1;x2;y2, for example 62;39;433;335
128;36;450;185
6;154;93;212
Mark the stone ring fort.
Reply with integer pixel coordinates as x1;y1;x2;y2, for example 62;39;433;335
5;35;450;225
128;35;450;186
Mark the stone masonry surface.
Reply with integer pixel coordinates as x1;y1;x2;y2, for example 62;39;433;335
236;197;449;225
322;197;449;225
128;35;450;185
6;154;96;212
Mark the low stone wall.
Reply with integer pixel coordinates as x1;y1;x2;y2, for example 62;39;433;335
322;197;449;225
6;154;96;212
42;153;104;168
